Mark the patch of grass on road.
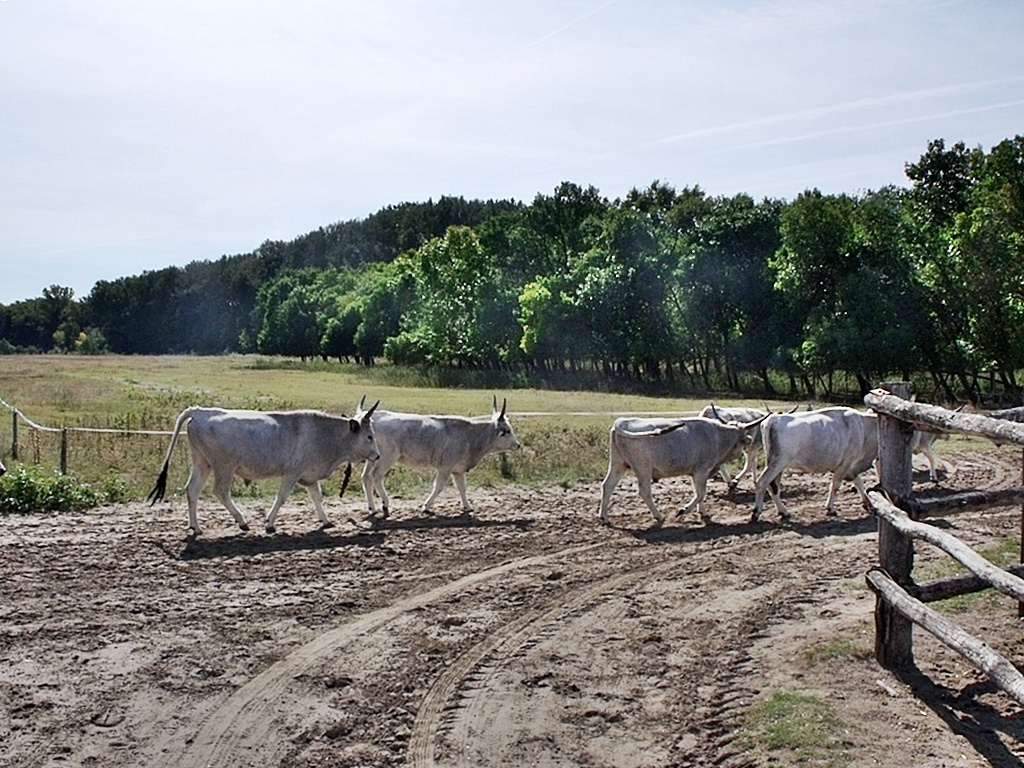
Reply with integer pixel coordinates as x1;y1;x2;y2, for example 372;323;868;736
740;690;847;765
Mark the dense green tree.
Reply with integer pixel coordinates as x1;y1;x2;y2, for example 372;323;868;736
387;226;519;367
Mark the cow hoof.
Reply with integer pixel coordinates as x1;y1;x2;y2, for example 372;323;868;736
239;523;250;532
321;520;336;530
265;525;276;534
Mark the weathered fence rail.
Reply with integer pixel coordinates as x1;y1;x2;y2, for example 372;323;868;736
865;384;1024;705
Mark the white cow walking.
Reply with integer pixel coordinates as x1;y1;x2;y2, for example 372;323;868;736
147;399;379;535
362;397;521;518
752;407;877;522
599;414;766;528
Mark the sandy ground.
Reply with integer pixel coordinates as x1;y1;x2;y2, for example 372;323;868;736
2;450;1024;767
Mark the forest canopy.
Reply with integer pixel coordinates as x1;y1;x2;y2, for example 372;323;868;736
2;136;1023;404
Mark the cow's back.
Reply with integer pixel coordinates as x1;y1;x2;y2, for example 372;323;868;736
764;407;876;474
371;410;472;468
611;417;739;477
187;408;351;479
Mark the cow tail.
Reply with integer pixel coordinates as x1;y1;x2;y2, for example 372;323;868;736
339;462;353;498
146;407;195;505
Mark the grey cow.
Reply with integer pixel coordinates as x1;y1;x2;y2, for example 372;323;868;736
148;399;379;535
752;407;877;522
599;414;766;528
362;397;521;518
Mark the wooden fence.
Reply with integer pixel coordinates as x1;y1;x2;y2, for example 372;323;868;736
865;383;1024;705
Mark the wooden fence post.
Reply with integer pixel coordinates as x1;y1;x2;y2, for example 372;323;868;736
875;381;915;668
60;427;68;475
11;411;18;461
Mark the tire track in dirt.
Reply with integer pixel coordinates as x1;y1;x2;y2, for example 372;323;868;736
687;544;860;768
157;542;604;768
406;554;679;767
407;527;806;767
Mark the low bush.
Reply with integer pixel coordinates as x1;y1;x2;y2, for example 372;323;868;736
0;465;129;513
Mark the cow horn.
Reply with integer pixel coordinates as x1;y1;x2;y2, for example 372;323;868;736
751;412;771;428
357;395;366;413
500;398;507;420
364;399;380;418
710;403;727;424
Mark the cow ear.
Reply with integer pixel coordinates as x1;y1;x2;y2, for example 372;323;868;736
349;418;361;433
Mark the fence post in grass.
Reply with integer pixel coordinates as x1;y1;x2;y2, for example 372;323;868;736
875;380;915;668
60;427;68;475
11;411;18;461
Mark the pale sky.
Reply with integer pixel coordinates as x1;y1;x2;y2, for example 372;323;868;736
2;0;1023;304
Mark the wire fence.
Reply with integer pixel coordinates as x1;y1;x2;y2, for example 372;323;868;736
0;396;184;493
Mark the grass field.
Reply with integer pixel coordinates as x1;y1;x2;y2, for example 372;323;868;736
0;355;788;503
0;355;979;505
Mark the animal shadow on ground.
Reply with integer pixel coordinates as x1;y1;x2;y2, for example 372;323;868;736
363;513;534;534
897;666;1024;768
629;512;877;547
175;528;386;560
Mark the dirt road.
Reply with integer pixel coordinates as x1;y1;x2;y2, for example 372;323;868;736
2;450;1024;767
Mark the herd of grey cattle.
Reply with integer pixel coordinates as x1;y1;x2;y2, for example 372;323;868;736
146;397;940;535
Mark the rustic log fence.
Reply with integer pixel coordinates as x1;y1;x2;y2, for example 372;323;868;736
865;383;1024;705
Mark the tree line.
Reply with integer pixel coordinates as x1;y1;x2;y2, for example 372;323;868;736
2;137;1022;403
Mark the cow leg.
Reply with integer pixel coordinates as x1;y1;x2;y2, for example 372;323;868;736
679;471;711;522
753;463;789;521
304;481;334;529
184;458;213;535
733;446;756;489
851;474;871;509
598;462;626;525
361;459;393;518
824;473;842;516
210;469;250;532
635;475;666;529
452;472;473;515
263;474;302;533
361;460;382;515
716;463;733;487
923;448;941;482
421;469;452;514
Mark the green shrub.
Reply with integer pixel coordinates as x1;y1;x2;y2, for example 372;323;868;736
0;465;127;513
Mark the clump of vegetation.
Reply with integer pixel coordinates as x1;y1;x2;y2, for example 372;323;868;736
802;635;873;665
740;690;847;764
0;465;129;513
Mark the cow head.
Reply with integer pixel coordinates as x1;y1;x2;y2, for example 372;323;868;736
491;396;521;452
350;396;381;461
